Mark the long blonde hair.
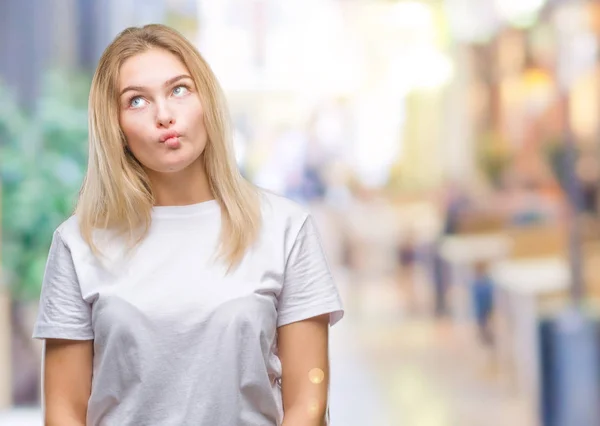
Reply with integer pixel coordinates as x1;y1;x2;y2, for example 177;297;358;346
76;24;262;270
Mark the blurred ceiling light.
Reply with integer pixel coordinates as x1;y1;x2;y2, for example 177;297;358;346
521;67;554;115
444;0;500;43
495;0;548;28
389;48;454;93
387;1;434;30
412;50;454;90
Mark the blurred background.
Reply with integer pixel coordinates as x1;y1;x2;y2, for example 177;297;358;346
2;0;600;425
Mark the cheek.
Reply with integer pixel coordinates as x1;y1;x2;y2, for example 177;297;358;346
182;99;205;129
120;114;151;147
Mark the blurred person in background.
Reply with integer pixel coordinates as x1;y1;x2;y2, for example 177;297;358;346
576;152;600;239
428;181;472;318
31;24;343;426
396;228;420;314
470;261;495;346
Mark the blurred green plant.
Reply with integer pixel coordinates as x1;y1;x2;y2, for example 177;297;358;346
543;136;569;192
477;129;513;188
0;70;91;300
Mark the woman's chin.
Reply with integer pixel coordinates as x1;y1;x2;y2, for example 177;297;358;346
152;154;203;175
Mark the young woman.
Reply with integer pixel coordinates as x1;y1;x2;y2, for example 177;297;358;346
32;24;343;426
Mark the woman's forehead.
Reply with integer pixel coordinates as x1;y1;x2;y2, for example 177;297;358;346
119;49;189;89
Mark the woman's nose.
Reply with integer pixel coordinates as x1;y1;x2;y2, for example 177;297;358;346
156;102;176;128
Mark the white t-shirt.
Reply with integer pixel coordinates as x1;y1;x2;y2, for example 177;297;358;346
32;191;344;426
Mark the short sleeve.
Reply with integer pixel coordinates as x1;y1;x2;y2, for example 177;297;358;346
277;215;344;328
32;230;94;340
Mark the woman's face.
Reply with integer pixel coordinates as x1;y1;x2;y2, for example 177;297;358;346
118;48;207;174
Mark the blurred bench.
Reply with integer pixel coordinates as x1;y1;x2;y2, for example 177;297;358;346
455;211;506;235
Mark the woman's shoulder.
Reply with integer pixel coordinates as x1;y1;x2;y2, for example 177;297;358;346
54;214;81;242
258;189;310;224
53;214;97;252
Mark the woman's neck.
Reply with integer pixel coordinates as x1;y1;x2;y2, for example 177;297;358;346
147;159;213;206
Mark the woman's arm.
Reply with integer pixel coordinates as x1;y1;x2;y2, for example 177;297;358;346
278;314;330;426
43;339;93;426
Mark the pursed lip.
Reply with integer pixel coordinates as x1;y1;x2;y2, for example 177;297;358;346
159;130;180;143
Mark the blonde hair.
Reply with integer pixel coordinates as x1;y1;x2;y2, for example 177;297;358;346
76;24;262;270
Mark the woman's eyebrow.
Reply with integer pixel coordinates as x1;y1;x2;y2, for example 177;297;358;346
119;74;192;97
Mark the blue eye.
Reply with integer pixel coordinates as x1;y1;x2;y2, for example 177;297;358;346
173;85;189;96
129;96;147;108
